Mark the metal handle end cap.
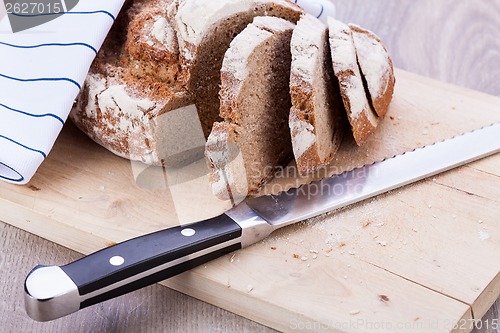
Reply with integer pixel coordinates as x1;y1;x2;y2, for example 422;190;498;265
24;266;80;322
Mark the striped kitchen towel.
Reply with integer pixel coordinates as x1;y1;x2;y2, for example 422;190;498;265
0;0;335;185
0;0;125;184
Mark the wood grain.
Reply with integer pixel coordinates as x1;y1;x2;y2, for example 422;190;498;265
0;0;499;332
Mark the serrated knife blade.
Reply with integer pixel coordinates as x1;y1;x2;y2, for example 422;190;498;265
246;122;500;227
25;123;500;321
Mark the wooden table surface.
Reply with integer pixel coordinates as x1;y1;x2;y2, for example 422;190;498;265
1;0;499;332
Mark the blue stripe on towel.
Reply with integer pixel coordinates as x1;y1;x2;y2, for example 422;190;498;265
0;161;24;182
0;135;47;158
0;103;65;125
11;10;116;21
316;4;324;18
0;41;97;54
0;72;81;89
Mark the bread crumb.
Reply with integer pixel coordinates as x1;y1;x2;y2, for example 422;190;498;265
312;255;318;260
301;256;308;261
271;246;277;250
378;295;390;302
344;275;348;279
412;228;418;232
309;249;319;254
349;309;360;315
293;254;300;259
28;185;41;192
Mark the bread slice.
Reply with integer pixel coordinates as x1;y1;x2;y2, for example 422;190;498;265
349;24;395;118
328;17;379;146
289;14;346;176
169;0;303;137
205;17;295;201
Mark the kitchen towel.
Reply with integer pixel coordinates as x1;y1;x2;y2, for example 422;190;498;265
0;0;335;185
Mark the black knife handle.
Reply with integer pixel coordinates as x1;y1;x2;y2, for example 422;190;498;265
24;205;275;322
65;214;242;307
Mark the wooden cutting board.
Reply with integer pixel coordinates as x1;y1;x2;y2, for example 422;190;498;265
0;69;499;333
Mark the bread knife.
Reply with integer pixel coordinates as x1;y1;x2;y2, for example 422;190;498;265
24;122;500;321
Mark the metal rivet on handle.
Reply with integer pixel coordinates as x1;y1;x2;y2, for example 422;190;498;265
181;228;196;237
109;256;125;266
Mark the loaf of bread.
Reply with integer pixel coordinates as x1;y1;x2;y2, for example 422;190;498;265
71;0;194;166
70;0;303;166
289;14;346;176
205;16;295;201
71;0;395;198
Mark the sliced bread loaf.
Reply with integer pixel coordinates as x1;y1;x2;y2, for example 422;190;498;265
71;0;303;165
349;24;395;118
289;14;347;176
205;16;296;201
328;17;379;146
